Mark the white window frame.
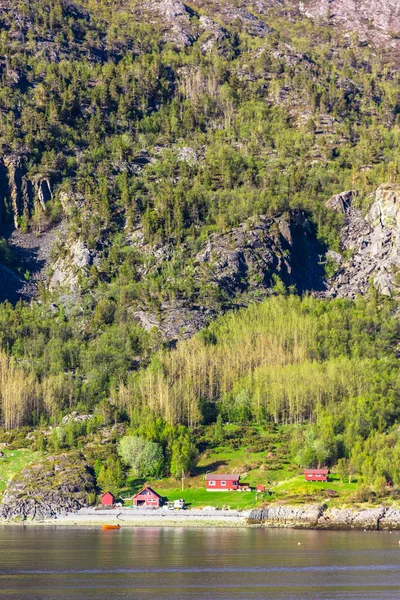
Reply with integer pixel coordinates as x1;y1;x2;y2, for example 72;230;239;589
208;480;215;486
221;481;226;486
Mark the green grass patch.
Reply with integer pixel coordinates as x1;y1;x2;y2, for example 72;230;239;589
149;486;258;510
0;449;40;496
272;473;358;500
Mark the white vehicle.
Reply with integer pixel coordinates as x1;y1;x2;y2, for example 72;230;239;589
173;499;185;509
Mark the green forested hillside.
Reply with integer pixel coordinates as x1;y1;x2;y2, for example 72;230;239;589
1;0;400;501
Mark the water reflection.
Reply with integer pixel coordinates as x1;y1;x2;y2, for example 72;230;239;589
0;527;400;599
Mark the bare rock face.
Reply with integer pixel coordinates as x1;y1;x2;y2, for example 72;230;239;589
0;452;95;521
133;0;195;47
298;0;400;58
248;504;325;527
194;0;273;37
327;185;400;298
0;156;53;229
194;214;321;297
131;212;325;340
131;0;272;48
50;239;101;303
198;15;227;54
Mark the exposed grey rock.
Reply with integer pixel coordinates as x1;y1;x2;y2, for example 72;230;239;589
133;0;195;48
0;452;95;521
132;302;215;340
327;184;400;298
50;239;101;297
379;507;400;530
248;503;324;527
325;190;354;214
326;250;342;264
298;0;400;60
318;506;386;530
198;15;226;53
248;503;400;530
61;411;93;425
130;212;325;340
0;156;54;228
194;213;324;298
177;146;198;165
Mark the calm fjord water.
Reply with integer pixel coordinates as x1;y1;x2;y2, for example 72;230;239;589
0;527;399;599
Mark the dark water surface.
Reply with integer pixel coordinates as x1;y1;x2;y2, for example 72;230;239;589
0;526;399;599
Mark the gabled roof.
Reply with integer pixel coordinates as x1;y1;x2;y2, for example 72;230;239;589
205;474;239;481
132;486;162;499
101;491;115;498
304;469;329;474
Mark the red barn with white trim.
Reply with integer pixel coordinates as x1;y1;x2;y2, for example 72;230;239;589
304;469;329;482
206;474;239;491
132;486;162;507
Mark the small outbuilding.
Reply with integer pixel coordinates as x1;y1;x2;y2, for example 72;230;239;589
206;474;240;491
101;492;115;506
304;469;329;482
256;485;266;493
132;486;162;508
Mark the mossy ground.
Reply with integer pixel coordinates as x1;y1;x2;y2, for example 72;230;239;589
0;449;40;498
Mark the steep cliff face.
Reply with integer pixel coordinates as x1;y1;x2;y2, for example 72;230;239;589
0;156;53;229
131;212;325;340
327;185;400;298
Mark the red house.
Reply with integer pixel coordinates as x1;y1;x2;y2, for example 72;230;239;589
101;492;115;506
132;486;162;507
206;474;239;491
304;469;329;482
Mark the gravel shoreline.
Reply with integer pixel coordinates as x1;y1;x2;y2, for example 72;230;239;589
4;504;400;530
0;507;250;528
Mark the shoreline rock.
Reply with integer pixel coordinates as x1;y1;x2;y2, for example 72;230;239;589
248;503;400;530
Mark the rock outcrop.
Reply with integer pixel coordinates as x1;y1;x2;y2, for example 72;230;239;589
0;452;95;521
297;0;400;60
0;155;53;229
131;212;326;340
131;0;272;49
195;213;325;297
248;503;324;527
327;185;400;298
248;503;400;530
50;239;101;302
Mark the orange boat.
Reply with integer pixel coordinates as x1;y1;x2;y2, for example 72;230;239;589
102;524;121;530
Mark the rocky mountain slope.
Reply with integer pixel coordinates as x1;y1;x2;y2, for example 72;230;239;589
125;0;400;59
327;185;400;299
0;0;399;362
298;0;400;58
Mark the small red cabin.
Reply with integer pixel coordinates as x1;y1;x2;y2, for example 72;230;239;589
132;486;162;507
256;485;266;493
304;469;329;482
101;492;115;506
206;474;239;491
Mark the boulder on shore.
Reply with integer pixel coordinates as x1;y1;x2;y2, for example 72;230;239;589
0;451;95;521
